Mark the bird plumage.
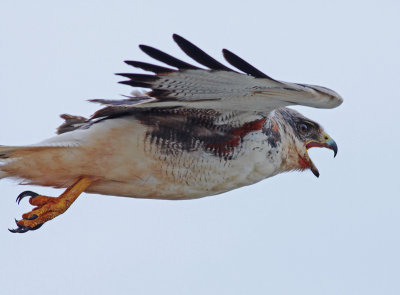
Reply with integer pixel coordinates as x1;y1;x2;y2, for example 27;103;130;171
0;107;330;199
0;34;342;232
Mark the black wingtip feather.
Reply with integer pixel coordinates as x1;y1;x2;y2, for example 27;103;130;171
222;48;275;80
115;73;159;82
124;60;175;73
118;80;152;88
173;34;233;71
139;44;199;70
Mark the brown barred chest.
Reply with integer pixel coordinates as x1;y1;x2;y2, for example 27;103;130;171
137;117;284;188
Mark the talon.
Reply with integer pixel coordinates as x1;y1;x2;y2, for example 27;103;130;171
16;191;39;204
9;226;31;233
9;178;92;233
9;221;31;233
9;218;43;233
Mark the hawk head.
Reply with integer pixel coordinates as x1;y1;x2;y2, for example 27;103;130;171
276;108;338;177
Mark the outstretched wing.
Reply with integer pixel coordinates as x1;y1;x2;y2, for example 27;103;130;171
58;34;343;156
116;34;343;112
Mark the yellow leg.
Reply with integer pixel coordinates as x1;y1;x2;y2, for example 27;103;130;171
9;177;92;233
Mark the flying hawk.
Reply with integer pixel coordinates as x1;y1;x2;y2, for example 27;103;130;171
0;34;342;233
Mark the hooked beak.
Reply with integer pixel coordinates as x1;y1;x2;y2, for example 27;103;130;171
305;133;338;177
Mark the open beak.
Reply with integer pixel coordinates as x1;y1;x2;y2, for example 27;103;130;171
305;133;338;177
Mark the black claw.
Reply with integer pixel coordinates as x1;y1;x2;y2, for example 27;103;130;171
9;226;31;233
16;191;39;204
25;214;38;220
9;219;43;233
9;221;31;233
11;191;44;233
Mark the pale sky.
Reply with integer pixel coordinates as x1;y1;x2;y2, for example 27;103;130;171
1;1;400;294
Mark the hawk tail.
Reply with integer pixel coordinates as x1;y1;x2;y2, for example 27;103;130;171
0;145;19;158
0;145;19;179
0;145;49;179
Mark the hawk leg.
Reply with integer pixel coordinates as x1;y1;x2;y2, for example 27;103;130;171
9;177;92;233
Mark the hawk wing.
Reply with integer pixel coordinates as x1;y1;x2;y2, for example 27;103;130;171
56;34;343;161
114;34;343;112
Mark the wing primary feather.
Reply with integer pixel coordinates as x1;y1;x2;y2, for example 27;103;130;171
118;80;152;88
173;34;233;71
115;73;159;82
89;97;155;106
124;60;176;73
139;44;200;70
222;48;275;80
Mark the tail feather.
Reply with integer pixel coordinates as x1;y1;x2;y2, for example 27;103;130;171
0;145;18;179
0;145;41;179
0;143;79;185
0;145;22;159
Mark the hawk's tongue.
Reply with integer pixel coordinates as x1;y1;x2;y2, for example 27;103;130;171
298;152;319;177
309;160;320;178
301;150;319;178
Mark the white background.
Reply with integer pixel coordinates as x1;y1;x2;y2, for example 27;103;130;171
1;1;399;294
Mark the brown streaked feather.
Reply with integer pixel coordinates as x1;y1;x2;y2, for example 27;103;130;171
133;107;266;159
57;102;267;161
57;114;89;135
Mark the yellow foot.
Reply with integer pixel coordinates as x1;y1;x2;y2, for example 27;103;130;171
9;177;92;233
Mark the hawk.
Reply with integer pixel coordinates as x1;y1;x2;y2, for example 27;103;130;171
0;34;342;233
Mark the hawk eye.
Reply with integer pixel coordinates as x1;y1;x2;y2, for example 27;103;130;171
298;123;309;133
